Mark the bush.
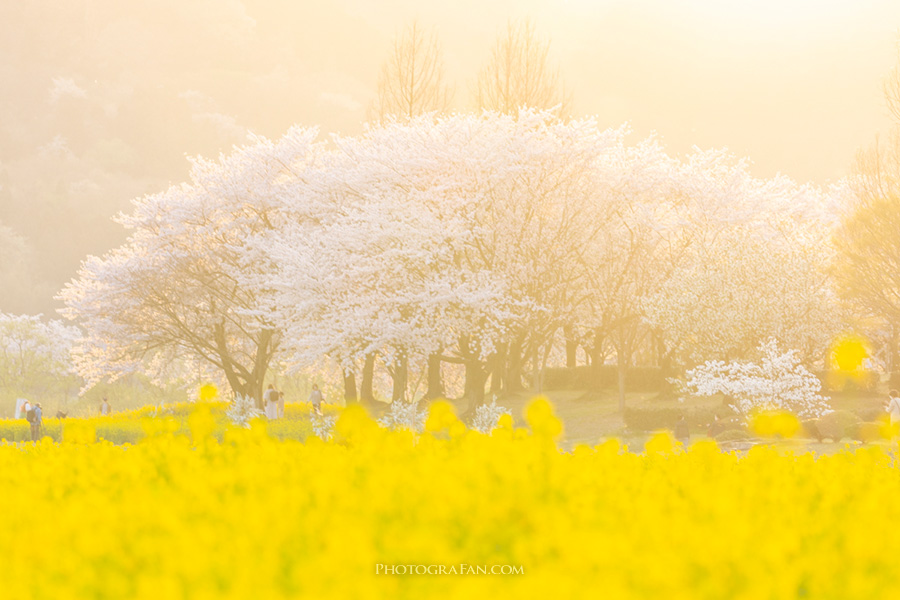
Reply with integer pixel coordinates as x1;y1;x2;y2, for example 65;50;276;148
686;341;829;418
716;429;752;443
849;422;883;444
624;406;728;432
801;420;822;442
707;417;745;438
543;365;666;392
815;410;862;442
815;371;880;395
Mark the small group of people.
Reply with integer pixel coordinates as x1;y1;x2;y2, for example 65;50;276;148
262;383;324;419
15;398;43;441
263;385;285;420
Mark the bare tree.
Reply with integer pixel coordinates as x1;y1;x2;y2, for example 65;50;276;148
371;21;454;121
838;38;900;370
853;131;900;203
855;38;900;201
475;19;572;117
885;42;900;123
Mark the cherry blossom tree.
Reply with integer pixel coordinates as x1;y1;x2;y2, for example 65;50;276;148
59;127;322;404
643;152;843;367
684;338;831;418
257;110;632;411
0;313;80;403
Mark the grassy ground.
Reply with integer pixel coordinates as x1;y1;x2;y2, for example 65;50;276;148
380;387;890;452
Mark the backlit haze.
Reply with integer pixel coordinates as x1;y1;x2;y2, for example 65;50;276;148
1;0;899;314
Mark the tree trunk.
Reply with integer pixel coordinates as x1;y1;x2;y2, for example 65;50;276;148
490;343;507;397
538;340;554;394
391;352;408;402
425;352;444;399
458;335;487;414
506;338;524;392
343;369;358;405
890;325;899;373
248;328;275;409
213;322;274;410
463;359;488;413
361;353;376;405
615;336;629;413
591;331;605;392
565;327;577;368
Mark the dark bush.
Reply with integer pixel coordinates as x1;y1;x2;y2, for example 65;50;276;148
624;406;731;432
815;410;862;442
849;422;883;444
814;370;880;395
716;429;752;443
707;417;745;438
801;420;822;442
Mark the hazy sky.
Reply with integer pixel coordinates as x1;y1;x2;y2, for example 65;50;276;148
3;0;900;313
312;0;900;184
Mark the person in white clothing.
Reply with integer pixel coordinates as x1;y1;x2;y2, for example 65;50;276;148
886;389;900;428
264;384;279;420
15;398;29;419
308;384;323;416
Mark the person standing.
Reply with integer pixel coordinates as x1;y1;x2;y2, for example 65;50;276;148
886;390;900;428
15;398;29;419
674;415;690;445
99;397;111;416
264;384;278;420
22;399;33;421
308;384;323;416
31;403;43;441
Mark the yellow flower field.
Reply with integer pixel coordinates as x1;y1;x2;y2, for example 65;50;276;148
1;399;899;599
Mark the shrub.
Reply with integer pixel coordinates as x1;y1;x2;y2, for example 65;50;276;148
750;411;801;439
226;395;262;428
685;339;830;418
470;400;512;434
815;370;880;395
707;417;745;438
716;429;752;443
377;399;427;433
849;422;883;444
624;406;727;432
815;410;862;442
801;420;822;442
